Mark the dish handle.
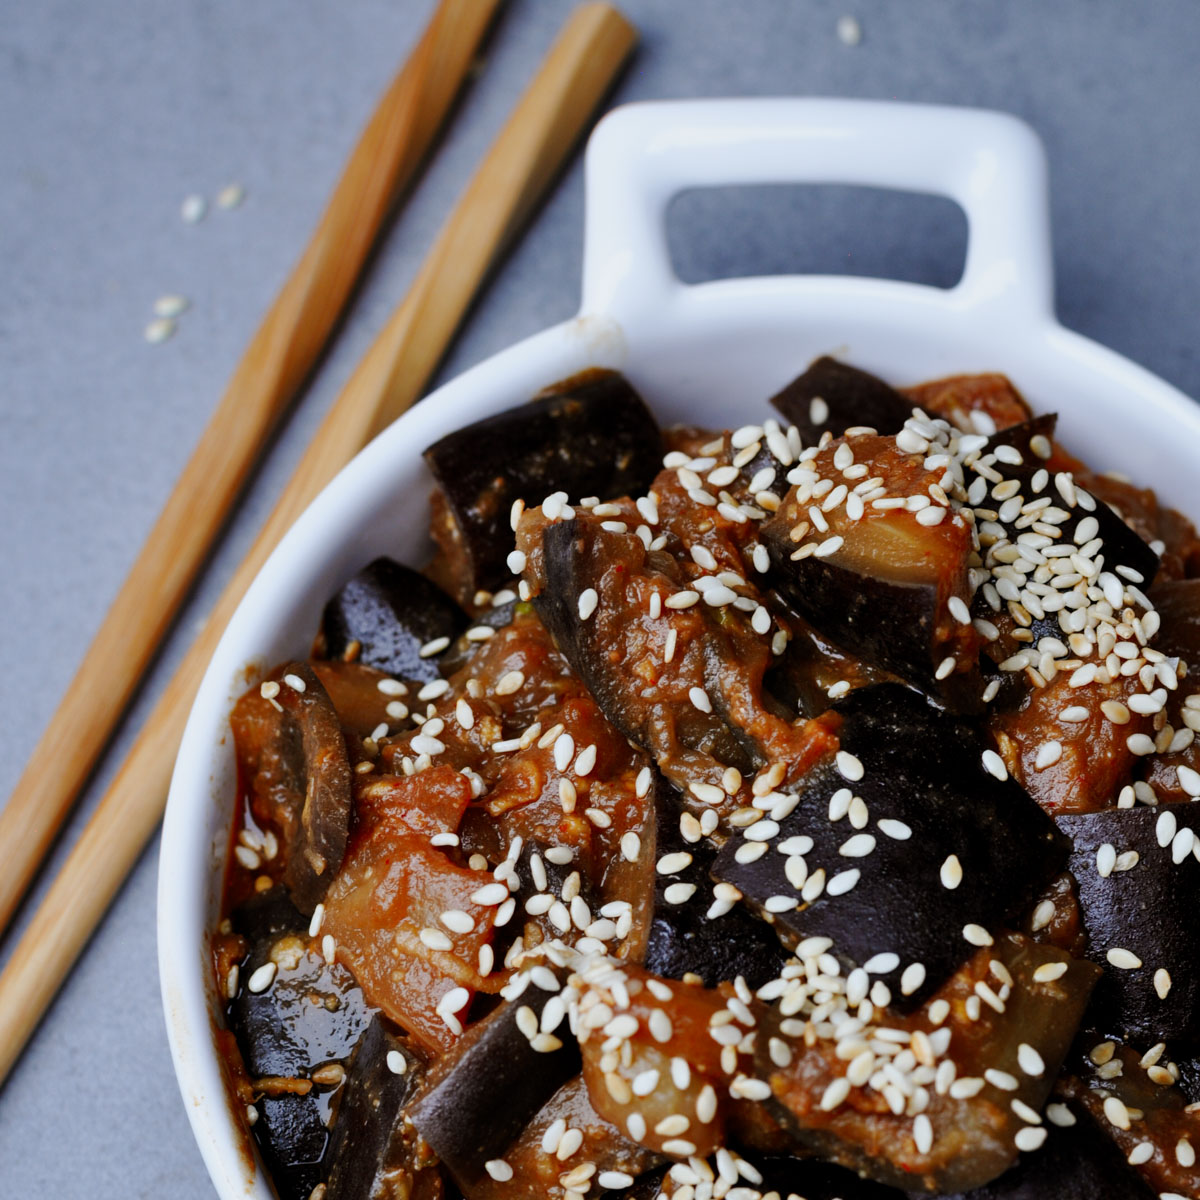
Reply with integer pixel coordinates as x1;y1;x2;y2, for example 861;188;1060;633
581;97;1054;327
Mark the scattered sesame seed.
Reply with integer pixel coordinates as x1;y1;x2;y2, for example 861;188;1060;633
247;962;276;993
982;749;1008;780
940;855;963;889
963;924;993;947
216;182;245;209
1154;968;1172;999
1017;1043;1045;1077
835;751;864;782
1014;1126;1047;1152
1106;947;1143;970
689;687;713;714
900;962;926;995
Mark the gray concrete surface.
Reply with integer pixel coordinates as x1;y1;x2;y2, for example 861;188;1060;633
1;1;1197;1194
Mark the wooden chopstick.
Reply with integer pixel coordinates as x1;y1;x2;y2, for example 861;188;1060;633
0;2;636;1087
0;0;502;937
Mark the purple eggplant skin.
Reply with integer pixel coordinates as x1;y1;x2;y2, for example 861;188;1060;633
712;686;1070;1008
644;777;790;989
423;369;663;597
923;1102;1155;1199
408;977;581;1189
320;557;469;684
323;1018;425;1200
769;356;913;444
1056;806;1200;1045
227;889;375;1200
748;1157;906;1200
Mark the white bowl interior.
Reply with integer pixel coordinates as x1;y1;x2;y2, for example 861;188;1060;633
159;99;1200;1200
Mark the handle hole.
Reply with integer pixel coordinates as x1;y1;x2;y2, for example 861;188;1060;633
666;185;967;290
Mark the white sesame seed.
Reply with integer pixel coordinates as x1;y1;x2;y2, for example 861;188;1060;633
982;749;1008;780
577;588;599;620
827;868;861;896
247;962;277;993
1106;947;1143;970
1154;968;1172;998
940;855;963;890
689;687;713;714
900;962;926;995
1017;1044;1045;1077
963;924;993;947
665;590;700;609
1014;1126;1047;1152
495;670;525;696
574;744;597;777
863;952;899;974
418;679;450;702
485;1160;513;1182
419;927;453;951
913;1113;933;1154
819;1077;852;1111
657;851;693;875
839;834;876;858
835;751;864;782
1103;1096;1131;1130
471;883;509;906
1126;732;1156;756
1033;961;1068;983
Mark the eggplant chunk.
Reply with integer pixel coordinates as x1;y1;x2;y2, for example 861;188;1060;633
1057;807;1200;1044
324;1018;431;1200
424;369;662;600
902;373;1033;436
757;935;1099;1193
761;434;982;712
751;1158;904;1200
713;686;1070;1008
644;776;789;989
408;976;581;1188
929;1100;1154;1199
227;890;374;1200
532;516;768;782
1144;579;1200;803
463;1075;664;1200
230;662;352;912
769;356;912;444
320;557;469;684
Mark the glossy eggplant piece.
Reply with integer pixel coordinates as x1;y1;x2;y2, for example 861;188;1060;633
1057;807;1200;1044
324;1018;429;1200
976;416;1159;589
929;1101;1154;1199
409;978;581;1189
752;1156;905;1200
230;662;352;912
464;1075;664;1200
321;557;469;684
1144;579;1200;803
757;935;1099;1193
423;370;662;598
227;890;374;1200
713;686;1070;1008
534;517;766;779
769;356;912;444
902;373;1033;435
643;776;789;989
761;434;982;713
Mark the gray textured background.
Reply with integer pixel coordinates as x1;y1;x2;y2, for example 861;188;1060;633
1;1;1198;1194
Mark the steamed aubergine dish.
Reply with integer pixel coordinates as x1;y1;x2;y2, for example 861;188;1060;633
211;361;1200;1200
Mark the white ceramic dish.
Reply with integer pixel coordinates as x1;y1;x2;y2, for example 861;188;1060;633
158;98;1200;1199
